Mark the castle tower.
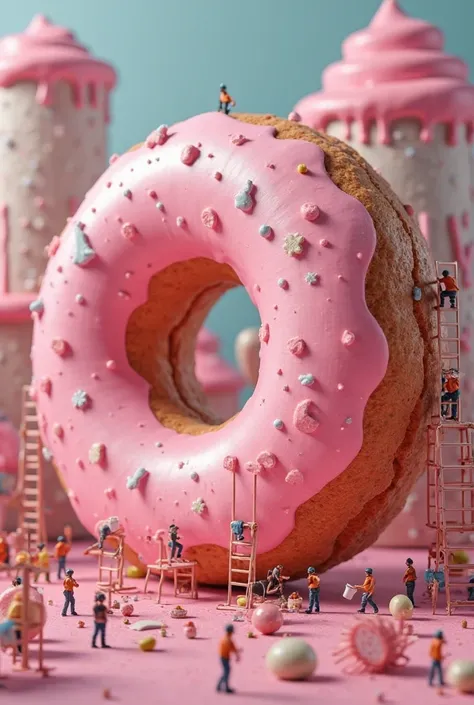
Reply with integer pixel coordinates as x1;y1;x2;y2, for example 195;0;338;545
293;0;474;548
0;16;115;538
0;15;116;428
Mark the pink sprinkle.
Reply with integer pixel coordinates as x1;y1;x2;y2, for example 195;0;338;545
245;461;261;474
277;369;282;375
404;204;414;216
293;399;320;435
356;252;363;260
46;236;61;257
231;134;248;146
176;216;186;227
266;163;275;170
180;144;201;166
214;171;223;181
337;383;344;391
76;459;85;470
341;330;356;347
178;461;185;469
283;385;289;392
148;189;158;199
109;154;120;164
51;338;68;357
285;469;304;484
104;487;116;499
146;125;168;148
319;238;330;247
67;489;77;501
39;377;52;395
53;423;64;438
300;203;320;222
287;336;306;357
106;360;117;371
256;451;277;469
288;111;301;123
259;323;270;344
121;222;139;241
201;207;219;230
223;455;239;472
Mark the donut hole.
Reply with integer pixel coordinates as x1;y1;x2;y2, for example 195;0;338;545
126;257;255;435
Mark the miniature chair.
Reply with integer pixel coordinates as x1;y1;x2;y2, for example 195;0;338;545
143;530;198;604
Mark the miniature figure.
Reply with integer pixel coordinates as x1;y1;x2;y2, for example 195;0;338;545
92;592;110;648
217;624;240;693
7;591;23;652
305;567;321;614
217;84;236;115
429;630;445;687
11;577;21;587
266;564;290;602
33;543;51;583
54;534;71;579
355;568;379;614
438;269;459;308
168;523;183;561
85;516;121;555
468;577;474;601
403;558;417;607
0;535;10;573
441;369;460;421
230;520;245;542
61;568;79;616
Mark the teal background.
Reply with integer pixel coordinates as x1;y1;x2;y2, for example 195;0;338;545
3;0;473;385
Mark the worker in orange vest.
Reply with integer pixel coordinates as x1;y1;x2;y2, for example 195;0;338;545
218;84;236;115
54;535;71;579
438;269;459;308
428;630;445;687
441;369;460;421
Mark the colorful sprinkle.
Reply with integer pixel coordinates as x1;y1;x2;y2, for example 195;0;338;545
256;451;277;469
345;417;352;425
72;390;90;409
201;207;219;230
214;171;222;181
223;455;239;472
277;278;288;289
285;469;304;485
283;233;305;257
109;154;120;164
288;111;301;122
341;330;356;347
123;189;132;199
89;443;106;465
75;294;85;305
259;224;273;239
121;222;139;241
42;447;53;462
319;238;330;247
146;125;168;148
300;203;320;221
287;337;307;357
180;144;201;166
53;423;64;438
51;338;69;357
231;134;248;146
305;272;319;285
190;472;199;482
404;204;414;216
259;323;270;344
104;488;116;499
39;377;52;395
148;189;158;199
155;201;165;211
29;298;44;315
273;419;284;430
298;374;315;387
73;224;96;267
176;216;186;227
127;467;149;490
106;360;117;371
297;164;308;174
235;180;255;213
191;497;206;514
413;286;422;301
293;399;320;435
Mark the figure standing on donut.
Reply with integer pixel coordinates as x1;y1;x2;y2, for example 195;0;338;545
217;84;235;115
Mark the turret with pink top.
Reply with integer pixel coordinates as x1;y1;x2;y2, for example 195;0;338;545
293;0;474;548
0;15;115;537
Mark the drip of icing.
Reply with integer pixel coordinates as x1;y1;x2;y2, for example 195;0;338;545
0;15;116;118
294;0;474;144
0;205;9;295
417;212;429;243
447;215;473;289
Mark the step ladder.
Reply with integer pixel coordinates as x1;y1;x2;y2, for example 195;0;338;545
217;469;258;611
16;386;47;550
88;529;137;607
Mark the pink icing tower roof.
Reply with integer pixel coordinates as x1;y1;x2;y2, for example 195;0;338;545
294;0;474;144
195;328;244;394
0;14;116;101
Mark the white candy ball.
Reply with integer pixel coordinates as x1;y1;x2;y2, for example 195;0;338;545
447;660;474;693
388;594;413;620
266;637;317;681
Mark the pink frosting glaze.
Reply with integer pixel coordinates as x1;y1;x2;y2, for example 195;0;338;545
31;112;388;563
195;328;243;394
294;0;474;144
0;15;115;116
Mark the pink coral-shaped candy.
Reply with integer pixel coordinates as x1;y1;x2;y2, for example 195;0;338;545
293;400;320;435
121;222;139;241
259;323;270;344
146;125;168;148
300;203;320;222
287;337;307;357
285;469;304;485
39;377;52;395
223;456;239;472
180;144;201;166
51;338;69;357
201;208;219;230
256;451;277;469
341;330;356;347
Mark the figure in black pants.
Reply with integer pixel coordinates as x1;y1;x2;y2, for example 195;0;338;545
92;593;110;648
403;558;417;607
168;524;183;560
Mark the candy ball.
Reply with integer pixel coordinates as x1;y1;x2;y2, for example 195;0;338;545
236;595;247;608
121;603;134;617
127;565;147;579
447;660;474;693
251;603;284;635
139;636;156;652
266;637;317;680
452;550;469;565
0;586;46;641
388;594;413;620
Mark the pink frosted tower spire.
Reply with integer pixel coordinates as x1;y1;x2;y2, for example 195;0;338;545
294;0;474;548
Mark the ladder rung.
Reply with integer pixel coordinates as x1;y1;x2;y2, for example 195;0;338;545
23;512;39;519
230;568;250;575
230;582;249;588
99;567;117;573
24;415;38;422
24;475;39;482
231;541;252;547
230;554;251;560
22;501;39;508
25;430;40;437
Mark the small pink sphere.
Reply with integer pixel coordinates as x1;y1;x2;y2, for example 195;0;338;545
121;603;134;617
0;586;46;641
251;603;284;635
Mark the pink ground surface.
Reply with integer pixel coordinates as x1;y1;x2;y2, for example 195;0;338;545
0;544;472;704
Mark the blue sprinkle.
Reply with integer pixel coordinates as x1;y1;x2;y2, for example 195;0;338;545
413;286;422;301
29;298;44;315
235;180;254;212
299;374;315;386
273;419;284;430
259;224;273;239
73;224;96;267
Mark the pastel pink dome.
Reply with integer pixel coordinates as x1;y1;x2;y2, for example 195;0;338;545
195;328;243;394
0;413;19;476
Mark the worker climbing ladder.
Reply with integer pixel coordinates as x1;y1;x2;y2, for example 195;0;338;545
426;261;474;614
16;386;47;550
86;528;137;608
217;469;258;611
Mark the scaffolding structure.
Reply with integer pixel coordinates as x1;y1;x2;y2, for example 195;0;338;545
217;469;258;611
85;529;137;608
427;261;474;615
15;386;47;551
143;532;198;604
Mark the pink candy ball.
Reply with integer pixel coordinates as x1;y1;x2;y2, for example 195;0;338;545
121;603;134;617
251;603;284;635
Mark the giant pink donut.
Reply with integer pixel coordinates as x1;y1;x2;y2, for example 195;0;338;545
31;113;388;581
